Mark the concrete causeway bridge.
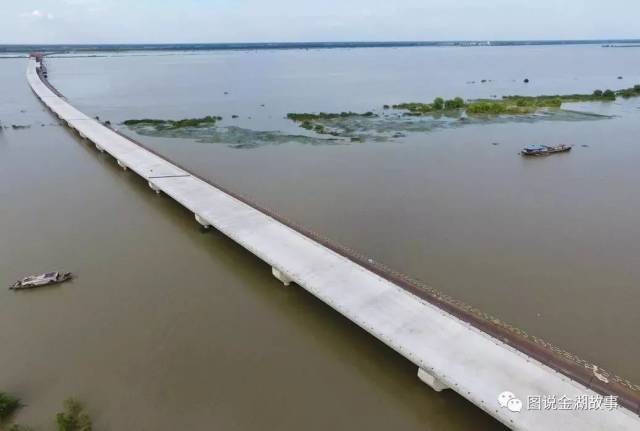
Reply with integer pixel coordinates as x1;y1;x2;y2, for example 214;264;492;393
27;56;640;430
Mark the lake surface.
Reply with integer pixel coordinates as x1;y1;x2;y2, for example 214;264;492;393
2;44;640;429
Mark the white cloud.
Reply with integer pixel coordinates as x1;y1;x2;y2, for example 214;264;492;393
22;9;55;20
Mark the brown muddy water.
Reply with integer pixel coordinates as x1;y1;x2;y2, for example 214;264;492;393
2;44;640;429
1;57;503;430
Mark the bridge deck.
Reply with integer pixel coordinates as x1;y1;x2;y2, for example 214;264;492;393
27;58;640;430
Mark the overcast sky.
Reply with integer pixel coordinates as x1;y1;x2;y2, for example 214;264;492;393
4;0;640;44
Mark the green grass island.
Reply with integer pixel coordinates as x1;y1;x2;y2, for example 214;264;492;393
284;85;640;137
394;85;640;116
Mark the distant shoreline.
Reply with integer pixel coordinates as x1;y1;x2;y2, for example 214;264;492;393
3;39;640;54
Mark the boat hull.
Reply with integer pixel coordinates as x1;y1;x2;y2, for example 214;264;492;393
521;146;572;156
9;272;73;290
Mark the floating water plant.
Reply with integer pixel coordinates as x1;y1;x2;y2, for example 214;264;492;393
0;392;22;422
55;398;92;431
286;112;376;122
123;115;222;130
286;112;377;138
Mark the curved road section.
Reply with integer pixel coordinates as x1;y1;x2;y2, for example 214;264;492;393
27;57;640;430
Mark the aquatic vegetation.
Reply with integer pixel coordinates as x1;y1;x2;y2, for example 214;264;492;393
466;101;518;114
126;108;609;149
126;122;350;149
466;97;562;115
392;102;434;113
56;398;92;431
444;97;465;110
286;111;376;122
287;111;378;138
125;85;622;148
0;392;22;422
393;97;465;115
122;118;166;126
389;84;640;118
618;85;640;98
307;109;609;140
601;90;616;100
503;90;619;104
123;115;222;130
500;96;562;107
467;91;621;115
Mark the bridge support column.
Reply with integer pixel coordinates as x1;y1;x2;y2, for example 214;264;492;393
418;368;449;392
95;143;104;152
117;160;127;171
272;268;292;286
195;214;210;228
148;181;161;194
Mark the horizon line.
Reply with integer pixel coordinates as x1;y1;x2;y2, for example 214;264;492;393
3;38;640;46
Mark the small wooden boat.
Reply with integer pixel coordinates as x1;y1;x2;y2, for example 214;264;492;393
521;144;572;156
10;271;73;290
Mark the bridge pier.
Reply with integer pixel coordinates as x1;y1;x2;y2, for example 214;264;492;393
95;143;104;152
117;160;128;171
418;368;449;392
148;181;161;194
272;267;292;286
195;214;211;228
